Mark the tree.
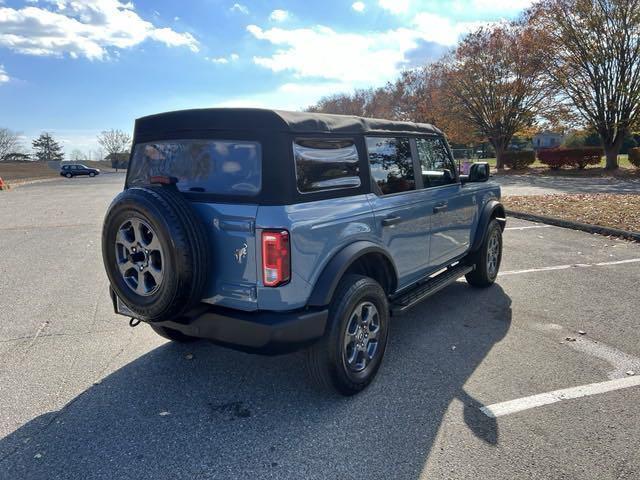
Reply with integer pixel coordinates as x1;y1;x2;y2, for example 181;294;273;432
97;129;131;161
391;65;479;145
443;23;554;169
530;0;640;169
0;128;21;161
70;149;85;161
32;132;64;162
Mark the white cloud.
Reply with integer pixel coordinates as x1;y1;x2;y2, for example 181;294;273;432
269;9;291;22
412;13;486;46
213;81;354;111
352;2;366;12
0;64;9;83
208;53;239;64
269;9;290;22
246;14;483;84
0;0;199;60
230;3;249;14
378;0;410;14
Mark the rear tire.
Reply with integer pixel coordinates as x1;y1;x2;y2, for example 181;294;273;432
150;325;198;343
465;219;502;287
65;173;72;178
102;186;210;322
305;274;389;396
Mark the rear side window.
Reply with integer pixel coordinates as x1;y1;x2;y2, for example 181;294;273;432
293;138;361;193
366;137;415;195
128;140;262;196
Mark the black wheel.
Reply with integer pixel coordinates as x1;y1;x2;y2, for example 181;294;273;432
465;219;502;287
89;172;96;177
102;186;210;322
65;173;72;178
150;324;198;343
305;274;389;396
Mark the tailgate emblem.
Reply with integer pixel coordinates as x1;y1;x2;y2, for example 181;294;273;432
234;243;248;264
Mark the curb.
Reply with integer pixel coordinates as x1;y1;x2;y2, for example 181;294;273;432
506;209;640;242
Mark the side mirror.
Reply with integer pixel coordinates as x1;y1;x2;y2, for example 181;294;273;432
468;162;490;182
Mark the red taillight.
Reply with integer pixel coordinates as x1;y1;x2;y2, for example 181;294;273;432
262;230;290;287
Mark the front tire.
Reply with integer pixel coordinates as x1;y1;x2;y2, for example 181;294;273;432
89;172;96;177
465;219;502;287
305;274;389;396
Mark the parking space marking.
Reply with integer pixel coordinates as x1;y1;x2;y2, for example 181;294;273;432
505;225;553;231
499;258;640;276
531;323;640;379
480;376;640;418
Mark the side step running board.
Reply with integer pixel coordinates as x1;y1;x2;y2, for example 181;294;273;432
390;263;473;315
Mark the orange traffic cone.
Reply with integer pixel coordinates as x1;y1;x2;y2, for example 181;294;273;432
0;177;10;191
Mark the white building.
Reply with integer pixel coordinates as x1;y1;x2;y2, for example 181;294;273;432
533;131;564;149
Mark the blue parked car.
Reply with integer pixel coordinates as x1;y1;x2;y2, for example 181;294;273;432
102;108;505;395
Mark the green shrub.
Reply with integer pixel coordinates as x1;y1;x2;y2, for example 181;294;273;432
538;147;604;169
502;150;536;169
629;147;640;168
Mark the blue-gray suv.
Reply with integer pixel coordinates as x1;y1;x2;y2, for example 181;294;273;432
102;108;505;395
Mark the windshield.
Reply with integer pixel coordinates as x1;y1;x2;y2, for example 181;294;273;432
128;139;262;196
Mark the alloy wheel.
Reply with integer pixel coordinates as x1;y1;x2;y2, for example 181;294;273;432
343;301;381;372
115;218;164;296
486;229;500;277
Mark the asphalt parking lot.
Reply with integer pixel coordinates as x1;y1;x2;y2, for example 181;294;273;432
1;174;639;480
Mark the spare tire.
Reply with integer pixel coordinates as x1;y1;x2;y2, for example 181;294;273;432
102;186;210;322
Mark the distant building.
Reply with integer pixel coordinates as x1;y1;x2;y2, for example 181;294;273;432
533;131;564;149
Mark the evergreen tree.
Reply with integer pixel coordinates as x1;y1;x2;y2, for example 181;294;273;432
32;132;64;162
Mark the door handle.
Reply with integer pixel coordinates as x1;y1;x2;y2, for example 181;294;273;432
382;215;402;227
433;203;448;214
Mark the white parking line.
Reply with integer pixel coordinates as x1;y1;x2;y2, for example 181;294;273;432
505;225;553;231
499;258;640;276
480;376;640;418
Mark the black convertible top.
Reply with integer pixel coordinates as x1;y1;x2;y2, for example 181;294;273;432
134;108;443;137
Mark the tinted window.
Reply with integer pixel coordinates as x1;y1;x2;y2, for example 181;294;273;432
294;138;360;193
128;140;261;196
415;137;456;188
366;137;415;195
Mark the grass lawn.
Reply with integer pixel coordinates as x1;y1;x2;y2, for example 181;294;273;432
0;161;118;183
0;161;59;182
503;193;640;233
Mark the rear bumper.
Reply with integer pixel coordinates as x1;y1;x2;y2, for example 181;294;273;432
110;288;328;355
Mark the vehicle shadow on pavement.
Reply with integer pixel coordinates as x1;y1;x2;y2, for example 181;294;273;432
0;282;511;480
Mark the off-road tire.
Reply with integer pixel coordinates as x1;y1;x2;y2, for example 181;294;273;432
305;274;389;396
102;186;210;322
150;324;198;343
465;219;502;287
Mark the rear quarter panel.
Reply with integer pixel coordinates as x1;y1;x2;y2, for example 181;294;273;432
256;194;376;311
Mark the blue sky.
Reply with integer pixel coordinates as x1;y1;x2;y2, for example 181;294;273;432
0;0;532;155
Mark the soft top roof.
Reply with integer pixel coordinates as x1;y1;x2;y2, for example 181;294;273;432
134;108;443;137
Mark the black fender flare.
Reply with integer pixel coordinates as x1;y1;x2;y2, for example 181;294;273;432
307;241;398;307
470;200;506;252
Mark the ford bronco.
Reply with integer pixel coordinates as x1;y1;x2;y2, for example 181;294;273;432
102;108;505;395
